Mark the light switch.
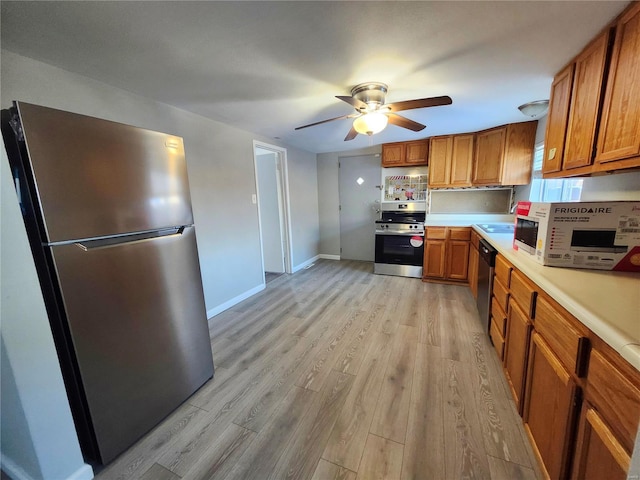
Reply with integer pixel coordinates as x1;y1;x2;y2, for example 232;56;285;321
252;194;257;204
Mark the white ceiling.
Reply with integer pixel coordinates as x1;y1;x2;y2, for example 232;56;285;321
0;1;630;154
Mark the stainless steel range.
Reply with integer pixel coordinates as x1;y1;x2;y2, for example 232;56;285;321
374;203;426;278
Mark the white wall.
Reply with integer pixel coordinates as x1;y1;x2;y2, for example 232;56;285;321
1;50;319;478
580;171;640;201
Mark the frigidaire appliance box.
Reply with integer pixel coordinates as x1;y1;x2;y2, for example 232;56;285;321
514;201;640;271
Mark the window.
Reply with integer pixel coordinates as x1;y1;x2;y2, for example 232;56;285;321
529;143;583;202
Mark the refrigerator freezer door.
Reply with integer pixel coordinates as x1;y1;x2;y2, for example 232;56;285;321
49;226;213;463
16;102;194;242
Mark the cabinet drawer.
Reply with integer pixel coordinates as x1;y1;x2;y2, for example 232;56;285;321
491;296;507;336
494;255;512;287
448;227;471;241
510;270;537;318
587;349;640;452
535;295;588;376
427;227;447;240
492;277;509;314
490;317;505;360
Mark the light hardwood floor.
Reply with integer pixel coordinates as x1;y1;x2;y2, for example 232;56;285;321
94;259;542;480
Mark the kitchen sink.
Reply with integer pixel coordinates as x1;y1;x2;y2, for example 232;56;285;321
477;223;515;234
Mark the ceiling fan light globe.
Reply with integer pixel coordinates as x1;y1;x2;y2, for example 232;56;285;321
353;112;388;136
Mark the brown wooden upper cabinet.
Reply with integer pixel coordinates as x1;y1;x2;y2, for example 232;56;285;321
543;64;574;174
472;121;537;186
544;1;640;177
544;30;610;175
429;121;535;188
381;139;428;167
428;134;474;187
595;2;640;170
473;127;507;185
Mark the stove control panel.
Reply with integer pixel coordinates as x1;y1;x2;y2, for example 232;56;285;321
375;222;425;235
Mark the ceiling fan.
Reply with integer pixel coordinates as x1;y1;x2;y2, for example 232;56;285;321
295;82;452;141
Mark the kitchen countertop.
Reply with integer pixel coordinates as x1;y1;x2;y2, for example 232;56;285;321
472;224;640;372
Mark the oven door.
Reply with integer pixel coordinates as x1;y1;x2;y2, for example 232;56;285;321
375;233;424;266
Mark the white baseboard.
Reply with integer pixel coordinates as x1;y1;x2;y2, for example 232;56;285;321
206;283;265;319
292;255;320;273
318;254;340;261
1;454;93;480
66;465;94;480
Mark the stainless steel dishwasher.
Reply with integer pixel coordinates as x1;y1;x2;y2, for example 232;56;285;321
476;239;497;333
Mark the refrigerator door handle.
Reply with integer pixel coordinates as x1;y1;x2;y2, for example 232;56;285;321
74;227;185;251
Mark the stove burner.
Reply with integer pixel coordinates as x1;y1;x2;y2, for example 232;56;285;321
377;210;426;225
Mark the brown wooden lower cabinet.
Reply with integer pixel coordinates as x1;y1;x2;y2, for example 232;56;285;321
423;227;470;282
504;298;532;413
423;239;445;278
523;332;579;480
483;253;639;480
571;404;630;480
447;239;469;280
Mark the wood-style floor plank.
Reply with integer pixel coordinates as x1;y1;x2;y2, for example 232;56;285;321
369;325;418;443
93;259;542;480
295;309;365;392
401;344;445;480
310;459;357;480
224;386;316;480
355;434;403;480
178;423;255;480
487;455;539;480
321;331;394;472
269;370;354;480
444;359;492;479
332;304;384;376
470;332;533;467
138;463;180;480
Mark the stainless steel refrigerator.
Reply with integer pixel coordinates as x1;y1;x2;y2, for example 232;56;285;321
1;102;214;465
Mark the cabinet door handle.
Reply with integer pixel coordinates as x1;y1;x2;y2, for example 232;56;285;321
575;336;590;378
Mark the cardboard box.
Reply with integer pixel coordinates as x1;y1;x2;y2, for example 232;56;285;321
514;201;640;272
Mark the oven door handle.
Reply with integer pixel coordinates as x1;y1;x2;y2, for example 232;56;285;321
375;231;425;236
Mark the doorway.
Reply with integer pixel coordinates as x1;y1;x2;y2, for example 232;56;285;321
253;142;292;282
339;154;381;261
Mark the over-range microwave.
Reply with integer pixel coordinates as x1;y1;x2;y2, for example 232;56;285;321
513;201;640;272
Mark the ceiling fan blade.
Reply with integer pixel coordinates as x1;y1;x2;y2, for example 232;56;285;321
336;95;367;110
295;113;357;130
344;126;359;141
386;95;452;112
387;113;426;132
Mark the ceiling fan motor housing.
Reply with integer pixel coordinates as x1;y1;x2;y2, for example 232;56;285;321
351;82;388;110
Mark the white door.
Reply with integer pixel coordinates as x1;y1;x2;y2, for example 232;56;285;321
339;154;380;261
254;142;292;276
256;152;285;273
